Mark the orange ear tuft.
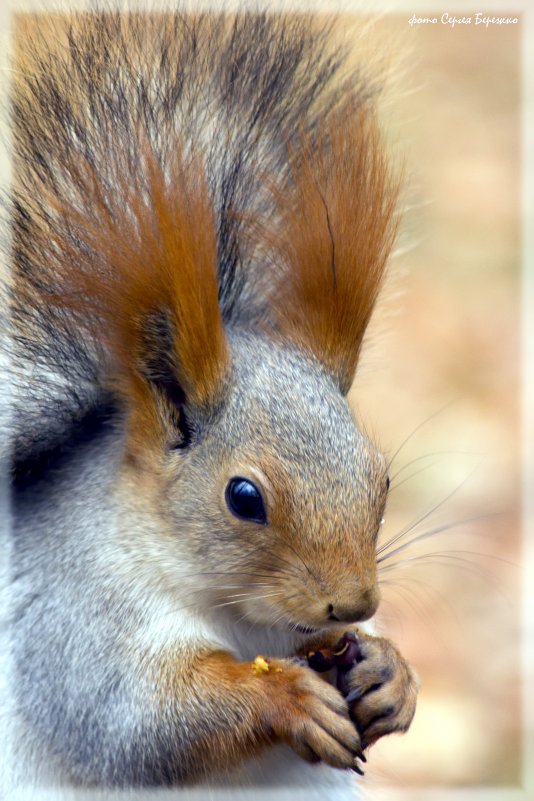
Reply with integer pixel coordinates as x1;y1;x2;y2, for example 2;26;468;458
33;137;229;413
268;98;400;394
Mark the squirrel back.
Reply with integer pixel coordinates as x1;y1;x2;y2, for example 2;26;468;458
2;8;414;793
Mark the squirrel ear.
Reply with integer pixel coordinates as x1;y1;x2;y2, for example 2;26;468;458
108;146;230;451
116;147;230;416
38;140;229;443
135;309;197;449
267;99;400;394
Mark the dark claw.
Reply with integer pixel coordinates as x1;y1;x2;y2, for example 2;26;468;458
306;649;336;672
351;763;365;776
333;638;363;670
345;687;363;705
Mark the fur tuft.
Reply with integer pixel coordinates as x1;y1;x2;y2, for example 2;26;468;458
267;99;400;394
23;138;230;412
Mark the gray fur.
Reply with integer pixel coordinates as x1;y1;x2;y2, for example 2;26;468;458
4;8;391;793
8;334;386;788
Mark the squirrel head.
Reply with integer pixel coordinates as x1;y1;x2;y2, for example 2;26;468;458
113;102;397;631
40;97;398;630
157;333;387;630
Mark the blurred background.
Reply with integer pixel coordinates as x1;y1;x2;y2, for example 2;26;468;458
345;11;522;795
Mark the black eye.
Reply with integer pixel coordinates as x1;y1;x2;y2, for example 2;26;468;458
386;475;390;491
225;477;267;524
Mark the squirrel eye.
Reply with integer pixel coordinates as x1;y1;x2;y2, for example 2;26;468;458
386;475;390;491
225;477;267;524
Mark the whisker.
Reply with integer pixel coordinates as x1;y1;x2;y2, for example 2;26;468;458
387;548;517;568
226;541;309;586
378;551;508;590
269;608;292;631
389;450;480;485
389;455;481;493
379;576;462;644
377;465;482;557
278;537;321;585
377;513;501;564
387;572;452;612
171;569;283;582
379;578;432;623
211;591;285;611
156;588;287;621
385;398;460;470
220;589;278;600
251;543;309;582
389;459;445;493
189;583;278;592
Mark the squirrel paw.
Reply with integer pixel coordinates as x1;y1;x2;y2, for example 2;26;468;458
263;661;365;771
342;635;419;749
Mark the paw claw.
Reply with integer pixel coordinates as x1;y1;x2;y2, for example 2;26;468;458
346;687;363;705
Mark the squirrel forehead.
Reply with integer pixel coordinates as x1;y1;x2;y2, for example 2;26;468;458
220;335;385;487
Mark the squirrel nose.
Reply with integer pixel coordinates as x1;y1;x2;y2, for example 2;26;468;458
327;587;380;623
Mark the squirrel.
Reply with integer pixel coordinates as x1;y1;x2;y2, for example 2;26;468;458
2;7;419;795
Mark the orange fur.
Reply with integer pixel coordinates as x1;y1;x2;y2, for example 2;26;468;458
12;15;397;446
22;140;229;417
11;13;229;431
153;648;273;777
152;647;360;779
265;99;400;393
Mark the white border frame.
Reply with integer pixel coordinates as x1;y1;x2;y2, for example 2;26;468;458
0;2;531;800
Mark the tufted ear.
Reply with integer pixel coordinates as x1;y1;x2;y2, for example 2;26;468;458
21;138;230;449
108;146;230;422
268;98;400;395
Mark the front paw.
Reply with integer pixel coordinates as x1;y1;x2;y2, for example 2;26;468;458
260;659;365;772
343;634;419;749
